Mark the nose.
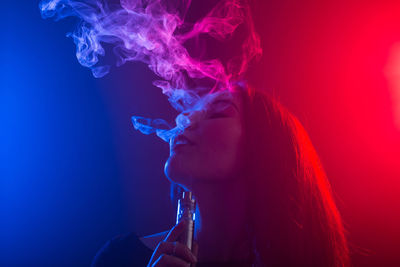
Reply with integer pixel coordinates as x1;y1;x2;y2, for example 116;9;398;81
179;110;204;131
185;121;196;131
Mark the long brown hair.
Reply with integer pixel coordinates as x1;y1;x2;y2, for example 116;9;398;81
241;85;350;266
171;85;350;266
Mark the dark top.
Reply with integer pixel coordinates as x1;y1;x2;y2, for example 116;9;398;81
91;232;257;267
91;232;153;267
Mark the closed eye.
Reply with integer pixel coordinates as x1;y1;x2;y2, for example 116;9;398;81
207;112;229;119
206;99;237;119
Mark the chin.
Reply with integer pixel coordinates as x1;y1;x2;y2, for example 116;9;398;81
164;153;192;185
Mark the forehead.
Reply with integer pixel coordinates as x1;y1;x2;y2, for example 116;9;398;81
231;91;243;110
209;91;243;107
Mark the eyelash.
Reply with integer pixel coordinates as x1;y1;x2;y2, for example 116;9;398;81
207;112;228;119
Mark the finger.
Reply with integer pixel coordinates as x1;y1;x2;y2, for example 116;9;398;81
192;241;198;258
171;241;197;264
154;241;196;264
192;242;199;267
153;253;190;267
164;220;187;242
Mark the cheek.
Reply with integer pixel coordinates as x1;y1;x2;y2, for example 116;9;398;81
204;120;242;150
200;120;244;172
165;120;244;182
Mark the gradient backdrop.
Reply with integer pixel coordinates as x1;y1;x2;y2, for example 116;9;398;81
1;0;400;266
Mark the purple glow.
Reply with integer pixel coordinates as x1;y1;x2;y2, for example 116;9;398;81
39;0;262;141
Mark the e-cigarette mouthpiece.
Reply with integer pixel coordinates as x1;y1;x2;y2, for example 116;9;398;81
176;191;196;251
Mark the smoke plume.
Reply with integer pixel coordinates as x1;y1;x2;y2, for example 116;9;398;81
39;0;262;141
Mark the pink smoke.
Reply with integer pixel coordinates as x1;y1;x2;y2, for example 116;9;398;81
39;0;262;140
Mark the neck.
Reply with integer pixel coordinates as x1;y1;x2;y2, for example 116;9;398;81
190;176;253;262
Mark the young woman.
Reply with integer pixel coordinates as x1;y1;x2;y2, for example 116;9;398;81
91;85;350;267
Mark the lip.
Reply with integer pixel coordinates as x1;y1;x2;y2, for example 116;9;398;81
171;134;195;150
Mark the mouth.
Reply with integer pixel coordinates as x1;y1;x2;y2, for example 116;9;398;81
171;134;195;150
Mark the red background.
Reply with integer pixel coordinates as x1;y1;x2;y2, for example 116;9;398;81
248;1;400;265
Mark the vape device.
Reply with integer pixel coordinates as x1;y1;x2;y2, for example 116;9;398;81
176;191;196;251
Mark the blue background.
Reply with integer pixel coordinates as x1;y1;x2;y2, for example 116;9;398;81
1;1;177;265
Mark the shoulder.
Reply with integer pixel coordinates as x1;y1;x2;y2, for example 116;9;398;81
139;230;169;250
91;232;154;267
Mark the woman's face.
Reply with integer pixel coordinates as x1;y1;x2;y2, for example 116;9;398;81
164;91;245;187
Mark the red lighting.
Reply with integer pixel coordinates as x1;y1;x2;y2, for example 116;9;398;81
385;43;400;131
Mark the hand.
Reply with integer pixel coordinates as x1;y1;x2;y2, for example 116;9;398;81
147;220;198;267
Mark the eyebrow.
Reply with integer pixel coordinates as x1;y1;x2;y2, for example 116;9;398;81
210;99;239;112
